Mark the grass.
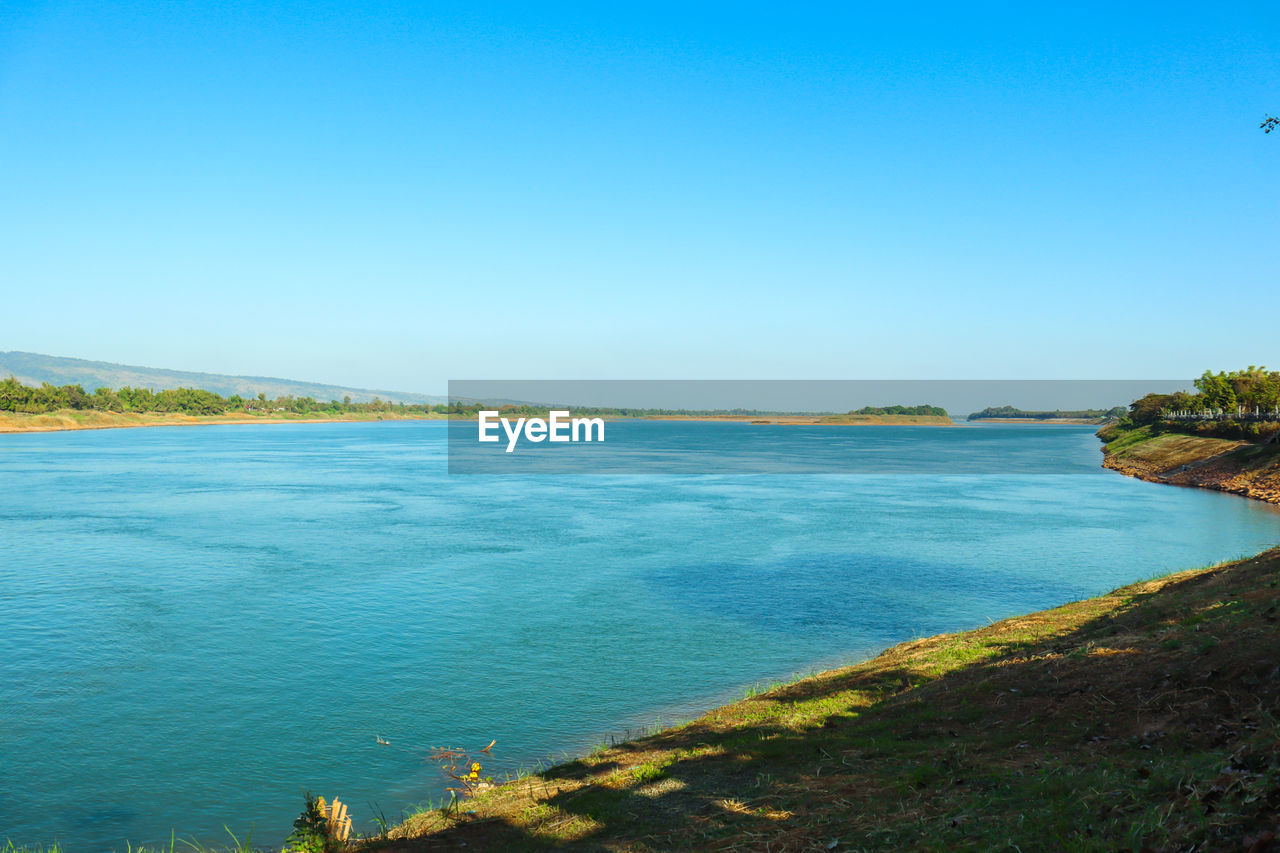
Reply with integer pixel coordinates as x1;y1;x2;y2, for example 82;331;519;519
0;829;259;853
0;829;254;850
1099;422;1280;504
1097;422;1155;454
369;547;1280;851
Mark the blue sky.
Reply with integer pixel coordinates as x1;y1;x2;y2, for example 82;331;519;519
1;2;1277;392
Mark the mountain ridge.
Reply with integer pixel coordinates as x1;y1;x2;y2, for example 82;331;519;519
0;351;442;405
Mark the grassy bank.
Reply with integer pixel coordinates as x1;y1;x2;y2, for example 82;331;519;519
1098;422;1280;504
372;547;1280;851
0;409;446;434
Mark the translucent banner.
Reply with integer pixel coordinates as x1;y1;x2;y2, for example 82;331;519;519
445;379;1192;474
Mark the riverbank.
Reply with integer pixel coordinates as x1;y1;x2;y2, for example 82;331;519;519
375;546;1280;852
1098;423;1280;504
0;409;446;434
2;409;953;434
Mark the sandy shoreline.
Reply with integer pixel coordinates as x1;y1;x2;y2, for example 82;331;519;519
0;410;444;434
2;409;963;434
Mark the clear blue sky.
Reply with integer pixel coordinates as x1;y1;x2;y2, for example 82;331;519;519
1;1;1277;392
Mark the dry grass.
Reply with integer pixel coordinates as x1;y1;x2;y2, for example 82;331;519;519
1104;431;1247;472
1101;428;1280;504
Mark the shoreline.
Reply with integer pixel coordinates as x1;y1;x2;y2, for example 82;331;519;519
0;410;446;435
2;410;960;434
1098;426;1280;505
383;551;1280;850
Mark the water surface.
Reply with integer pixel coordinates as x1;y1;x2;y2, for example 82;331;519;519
1;421;1276;847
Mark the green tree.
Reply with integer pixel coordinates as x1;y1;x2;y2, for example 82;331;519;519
1194;371;1238;410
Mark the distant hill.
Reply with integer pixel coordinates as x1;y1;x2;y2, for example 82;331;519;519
0;351;442;405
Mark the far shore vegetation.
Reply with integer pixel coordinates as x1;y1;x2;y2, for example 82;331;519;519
1;378;955;424
968;405;1127;422
0;375;449;418
810;405;951;425
446;401;951;423
0;408;440;434
0;379;960;433
849;404;947;417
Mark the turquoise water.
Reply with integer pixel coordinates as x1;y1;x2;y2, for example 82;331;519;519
2;420;1278;848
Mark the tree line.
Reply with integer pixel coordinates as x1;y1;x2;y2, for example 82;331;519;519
0;377;954;422
0;376;448;417
1122;367;1280;440
967;406;1127;421
850;404;948;417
